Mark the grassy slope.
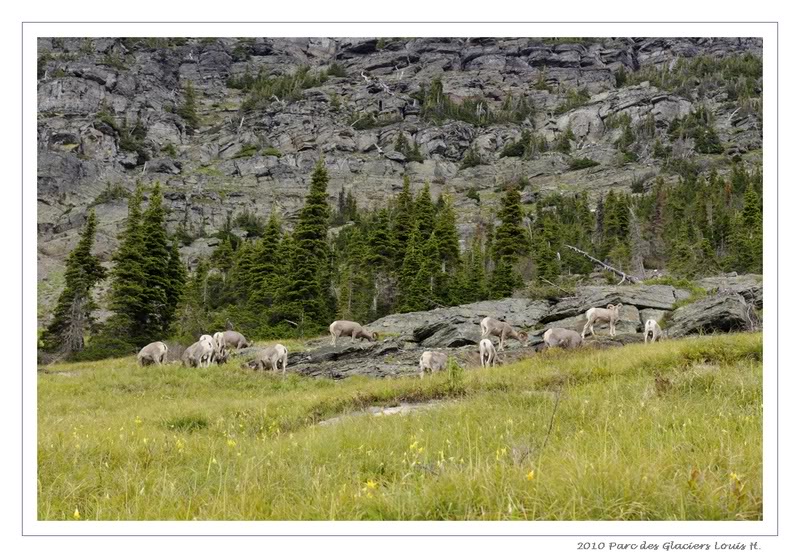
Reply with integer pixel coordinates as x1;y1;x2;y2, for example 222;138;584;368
38;334;762;520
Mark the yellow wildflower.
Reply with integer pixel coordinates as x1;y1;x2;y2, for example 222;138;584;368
73;508;80;520
365;480;378;490
526;470;535;481
227;439;237;448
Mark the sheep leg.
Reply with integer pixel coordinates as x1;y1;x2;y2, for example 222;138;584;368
581;320;591;339
331;332;337;347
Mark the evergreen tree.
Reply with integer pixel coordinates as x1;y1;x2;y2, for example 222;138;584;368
176;259;210;341
392;176;415;268
41;210;106;355
140;183;173;336
367;208;396;270
490;187;526;297
164;240;187;331
177;81;200;130
103;185;149;348
414;181;436;240
250;213;283;308
277;161;334;329
397;225;425;312
433;195;461;272
462;237;488;303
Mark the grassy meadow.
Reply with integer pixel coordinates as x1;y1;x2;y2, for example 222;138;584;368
38;333;762;520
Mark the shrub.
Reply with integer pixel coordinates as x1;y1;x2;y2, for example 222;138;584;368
232;144;259;159
460;148;483;169
568;158;600;170
327;63;347;78
554;88;590;115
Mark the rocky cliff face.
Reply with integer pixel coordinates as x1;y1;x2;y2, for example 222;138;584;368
37;37;762;322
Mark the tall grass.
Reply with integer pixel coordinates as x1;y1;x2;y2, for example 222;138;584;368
38;334;762;520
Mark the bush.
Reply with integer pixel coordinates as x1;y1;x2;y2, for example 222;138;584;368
233;144;259;159
568;158;600;170
466;187;481;204
326;63;347;78
460;148;483;169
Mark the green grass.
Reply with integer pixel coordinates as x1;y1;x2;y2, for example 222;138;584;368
38;334;762;520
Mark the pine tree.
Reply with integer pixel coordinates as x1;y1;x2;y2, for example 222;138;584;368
140;182;172;337
103;185;149;348
397;225;425;312
414;181;436;240
392;176;415;268
164;240;187;331
41;210;106;355
367;208;396;270
176;259;210;341
277;160;334;330
433;195;461;273
177;81;200;130
250;213;283;308
742;184;763;272
490;187;526;297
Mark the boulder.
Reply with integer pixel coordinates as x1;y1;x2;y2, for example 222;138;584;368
542;284;680;323
696;274;763;309
368;298;552;344
667;293;752;337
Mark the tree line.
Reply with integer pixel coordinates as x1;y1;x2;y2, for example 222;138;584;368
41;161;763;361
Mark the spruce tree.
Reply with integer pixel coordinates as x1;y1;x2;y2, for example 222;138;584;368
433;195;461;272
103;185;149;348
41;210;106;355
393;176;415;268
140;183;172;337
164;240;187;331
414;181;436;240
397;225;425;312
277;160;333;329
367;208;396;270
490;187;526;297
177;81;200;130
250;213;283;309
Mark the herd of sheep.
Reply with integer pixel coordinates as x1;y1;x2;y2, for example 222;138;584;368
135;304;666;377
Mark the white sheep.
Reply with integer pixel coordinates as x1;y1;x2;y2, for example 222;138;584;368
480;317;529;351
181;338;214;368
581;303;623;338
643;319;664;344
479;338;497;368
329;320;378;347
137;341;168;366
211;331;229;364
248;344;289;375
543;328;583;349
221;330;250;350
419;350;447;379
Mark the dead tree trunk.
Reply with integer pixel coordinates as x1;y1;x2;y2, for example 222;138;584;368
563;244;640;284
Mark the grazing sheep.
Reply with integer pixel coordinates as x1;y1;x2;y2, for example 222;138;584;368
222;330;250;350
137;341;168;366
181;338;214;368
543;328;583;350
211;332;228;364
329;320;378;347
419;351;448;379
643;319;664;344
581;303;624;338
479;338;497;368
480;317;529;351
244;344;289;375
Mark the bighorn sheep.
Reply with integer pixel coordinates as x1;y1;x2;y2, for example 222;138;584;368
329;320;378;347
245;344;289;375
543;328;583;350
581;303;624;338
181;338;214;368
211;331;229;364
480;317;528;351
419;351;448;379
643;319;664;344
221;330;250;350
479;338;497;368
137;341;168;366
